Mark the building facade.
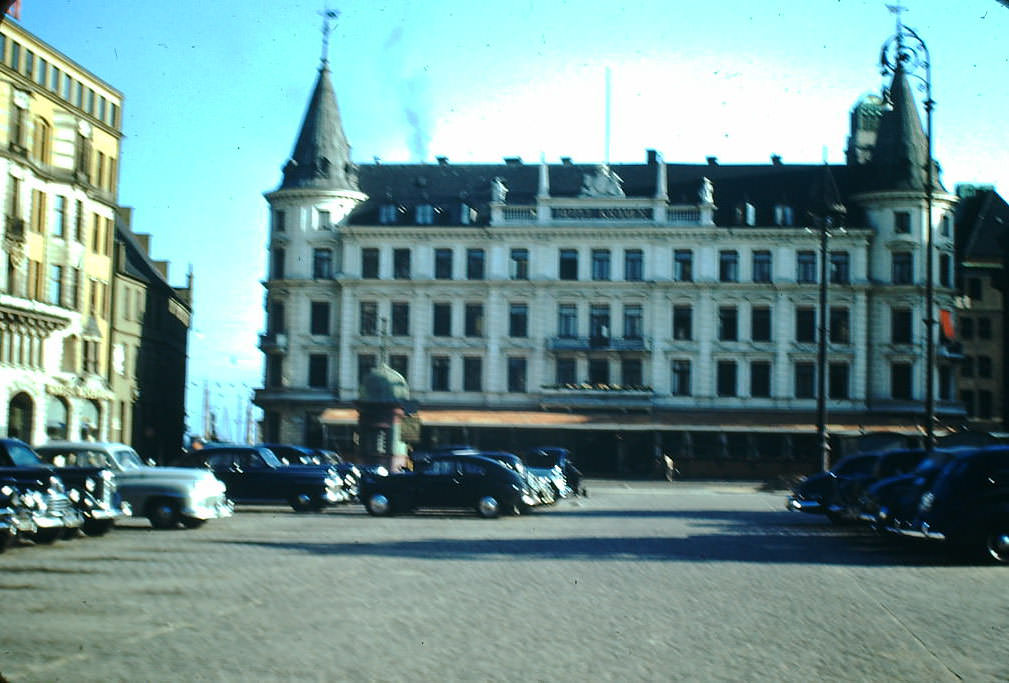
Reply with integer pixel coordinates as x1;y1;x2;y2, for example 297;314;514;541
255;44;963;474
0;21;191;454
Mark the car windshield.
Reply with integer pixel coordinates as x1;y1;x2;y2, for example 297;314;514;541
258;449;284;467
112;449;145;471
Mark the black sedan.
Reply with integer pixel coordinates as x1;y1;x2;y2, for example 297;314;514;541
359;452;536;518
175;445;349;512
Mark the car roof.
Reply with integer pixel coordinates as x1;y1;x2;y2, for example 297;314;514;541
36;441;133;453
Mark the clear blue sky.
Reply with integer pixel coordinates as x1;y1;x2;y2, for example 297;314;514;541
17;1;1009;439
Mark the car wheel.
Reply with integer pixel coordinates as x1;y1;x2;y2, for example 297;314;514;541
82;519;114;537
147;499;181;529
365;493;392;516
181;516;207;529
985;529;1009;564
476;496;501;519
0;532;12;553
31;527;63;544
289;492;322;513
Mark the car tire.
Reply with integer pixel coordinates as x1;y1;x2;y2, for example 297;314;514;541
181;516;207;529
289;492;323;513
31;527;63;544
0;532;12;553
365;493;392;516
82;519;114;537
984;528;1009;564
147;499;181;530
476;495;501;519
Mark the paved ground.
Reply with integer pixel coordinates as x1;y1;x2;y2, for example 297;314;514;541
1;479;1007;682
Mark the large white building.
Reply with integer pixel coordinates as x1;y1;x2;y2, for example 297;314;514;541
254;41;961;474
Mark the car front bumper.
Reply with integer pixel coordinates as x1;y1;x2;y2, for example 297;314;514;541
786;496;823;513
183;495;234;521
889;521;946;541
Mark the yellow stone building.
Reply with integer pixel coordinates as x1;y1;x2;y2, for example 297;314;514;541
0;20;123;442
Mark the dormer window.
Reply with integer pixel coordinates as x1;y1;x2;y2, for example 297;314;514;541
460;203;474;225
379;204;397;224
416;204;434;225
745;203;756;226
774;204;794;226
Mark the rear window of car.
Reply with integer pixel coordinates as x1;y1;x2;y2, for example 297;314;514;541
460;461;486;476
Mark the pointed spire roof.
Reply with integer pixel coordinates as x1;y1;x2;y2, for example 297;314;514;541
280;64;359;192
865;62;936;192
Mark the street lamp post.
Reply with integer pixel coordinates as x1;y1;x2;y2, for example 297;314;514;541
880;21;935;456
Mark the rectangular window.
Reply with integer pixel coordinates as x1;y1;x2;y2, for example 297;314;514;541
967;277;982;301
507;357;527;393
829;307;850;344
391;302;410;336
466;248;485;280
389;354;408;379
52;196;66;238
979;317;992;339
31;189;46;233
752;250;772;283
74;199;84;242
379;204;397;224
416;204;434;224
623;304;643;340
961;317;974;340
557;303;578;338
794;362;815;398
310;301;330;335
509;303;528;337
361;247;379;278
894;210;911;234
939;253;951;288
797;251;817;283
510;248;529;280
308;355;328;388
317;209;331;229
433;303;452;336
751;306;771;342
892;252;913;284
359;302;378;336
393;248;411;279
357;354;377;384
590;304;610;340
588;358;609;384
719;250;739;282
313;248;333;279
717;360;737;397
978;355;992;378
962;390;975;418
266;356;283;388
673;250;693;282
830;251;850;285
891;308;912;344
271;247;285;279
718;306;738;341
624;249;643;281
48;264;63;306
591;249;611;281
556;357;576;385
24;49;33;79
273;209;285;232
269;301;286;334
671;360;691;396
463;357;482;392
750;361;771;398
979;391;993;420
465;303;484;337
673;305;692;341
829;362;849;399
961;356;975;378
431;356;450;391
434;248;453;279
61;73;71;99
795;307;816;343
891;362;912;400
622;358;642;386
559;249;579;280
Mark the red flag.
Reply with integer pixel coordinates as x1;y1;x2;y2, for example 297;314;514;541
940;309;955;341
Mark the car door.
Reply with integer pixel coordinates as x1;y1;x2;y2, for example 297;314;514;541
415;457;465;508
206;451;250;501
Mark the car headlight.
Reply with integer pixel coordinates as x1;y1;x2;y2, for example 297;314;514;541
0;484;14;497
69;489;81;503
919;491;934;512
101;470;114;482
85;477;97;492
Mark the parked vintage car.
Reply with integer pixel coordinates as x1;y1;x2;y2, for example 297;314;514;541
256;443;360;499
893;445;1009;563
0;479;35;551
360;452;537;518
527;446;584;496
0;438;86;542
476;450;555;507
825;448;930;523
861;448;974;531
786;452;879;522
174;445;349;511
36;441;233;530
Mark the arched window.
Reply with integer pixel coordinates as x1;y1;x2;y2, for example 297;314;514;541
46;395;68;440
7;392;34;441
79;398;100;441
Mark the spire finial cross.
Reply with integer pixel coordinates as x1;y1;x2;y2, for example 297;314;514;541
320;6;340;66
